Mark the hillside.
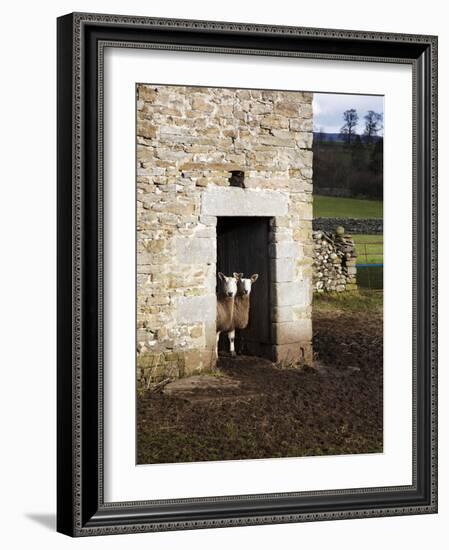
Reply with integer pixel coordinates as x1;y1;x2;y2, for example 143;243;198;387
313;195;383;219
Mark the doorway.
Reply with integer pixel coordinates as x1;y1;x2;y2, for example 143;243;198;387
216;217;272;359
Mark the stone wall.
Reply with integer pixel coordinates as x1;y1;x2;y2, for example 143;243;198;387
313;217;383;234
136;84;314;388
312;228;357;292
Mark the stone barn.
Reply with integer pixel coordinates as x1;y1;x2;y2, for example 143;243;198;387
136;84;314;388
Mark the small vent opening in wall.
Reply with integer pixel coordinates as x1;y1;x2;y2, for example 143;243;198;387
229;170;245;188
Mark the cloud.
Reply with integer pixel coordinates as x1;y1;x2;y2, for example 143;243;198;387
313;93;384;134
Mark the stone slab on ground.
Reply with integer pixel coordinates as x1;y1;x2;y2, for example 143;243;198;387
163;374;241;399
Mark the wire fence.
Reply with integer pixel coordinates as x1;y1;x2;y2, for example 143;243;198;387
355;241;384;289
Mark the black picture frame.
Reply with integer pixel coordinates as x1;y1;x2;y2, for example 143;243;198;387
57;12;438;537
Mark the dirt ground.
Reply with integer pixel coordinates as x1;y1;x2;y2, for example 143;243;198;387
137;292;383;464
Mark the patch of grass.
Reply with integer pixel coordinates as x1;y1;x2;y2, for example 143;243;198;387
352;234;384;264
314;195;383;219
352;234;383;243
313;289;383;314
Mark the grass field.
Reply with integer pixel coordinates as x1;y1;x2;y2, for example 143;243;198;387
352;234;383;264
313;288;383;312
314;195;383;219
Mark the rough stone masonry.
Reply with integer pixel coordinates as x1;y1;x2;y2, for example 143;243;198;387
312;228;357;292
136;84;314;389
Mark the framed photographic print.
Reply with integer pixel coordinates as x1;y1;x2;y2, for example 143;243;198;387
57;12;438;536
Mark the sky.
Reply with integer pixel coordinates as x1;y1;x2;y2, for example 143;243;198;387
313;93;384;135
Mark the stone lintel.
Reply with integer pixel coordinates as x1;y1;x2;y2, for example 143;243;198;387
201;188;288;217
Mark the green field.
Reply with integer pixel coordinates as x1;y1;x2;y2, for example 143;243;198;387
312;195;383;265
313;288;383;312
353;234;383;264
314;195;383;219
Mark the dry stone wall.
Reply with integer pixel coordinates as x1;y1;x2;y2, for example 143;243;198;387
136;84;314;388
312;228;357;292
313;217;382;235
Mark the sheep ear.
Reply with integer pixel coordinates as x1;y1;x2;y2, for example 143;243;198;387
218;272;225;281
233;272;242;279
251;274;259;282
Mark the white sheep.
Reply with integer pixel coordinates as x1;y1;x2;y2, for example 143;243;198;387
233;272;259;336
216;272;238;356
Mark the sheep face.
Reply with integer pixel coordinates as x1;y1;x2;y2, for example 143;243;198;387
234;273;259;296
218;272;238;297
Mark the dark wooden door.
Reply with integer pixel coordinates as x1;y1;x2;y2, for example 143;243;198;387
217;217;271;358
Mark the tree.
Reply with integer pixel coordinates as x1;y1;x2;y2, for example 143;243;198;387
340;109;359;144
370;138;383;175
351;133;365;169
363;110;383;143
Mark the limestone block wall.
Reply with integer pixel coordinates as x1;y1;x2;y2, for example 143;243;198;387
136;84;314;388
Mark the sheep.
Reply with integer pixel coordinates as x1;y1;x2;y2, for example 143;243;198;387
233;272;259;353
234;272;259;329
216;272;238;356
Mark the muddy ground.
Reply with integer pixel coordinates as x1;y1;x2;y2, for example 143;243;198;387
137;293;383;464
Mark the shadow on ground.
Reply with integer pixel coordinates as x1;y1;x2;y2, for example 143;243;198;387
25;513;56;531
